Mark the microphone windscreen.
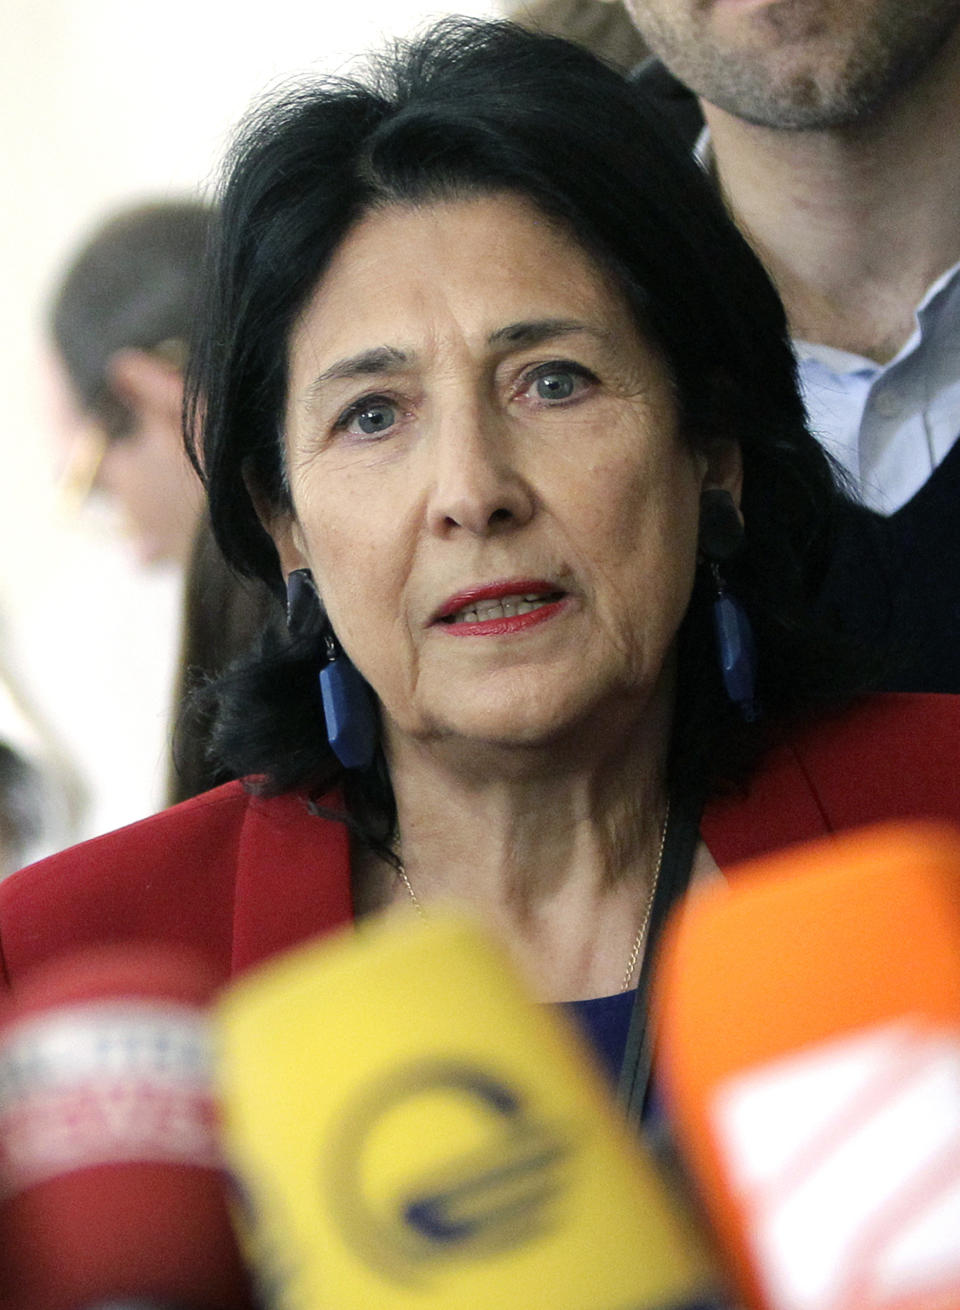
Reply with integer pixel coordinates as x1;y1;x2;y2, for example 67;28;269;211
215;911;721;1309
653;820;960;1310
0;944;255;1310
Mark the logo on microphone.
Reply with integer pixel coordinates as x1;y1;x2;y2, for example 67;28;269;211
0;1002;218;1194
327;1059;574;1284
713;1020;960;1309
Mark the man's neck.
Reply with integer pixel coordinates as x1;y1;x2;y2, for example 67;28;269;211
702;32;960;363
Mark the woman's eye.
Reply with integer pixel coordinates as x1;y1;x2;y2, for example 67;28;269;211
337;398;398;437
524;363;596;405
536;372;576;400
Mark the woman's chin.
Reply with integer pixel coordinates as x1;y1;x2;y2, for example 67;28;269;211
392;688;648;764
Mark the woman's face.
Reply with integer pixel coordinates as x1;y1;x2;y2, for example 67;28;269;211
271;193;739;756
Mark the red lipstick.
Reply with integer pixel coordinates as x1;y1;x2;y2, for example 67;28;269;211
433;579;568;637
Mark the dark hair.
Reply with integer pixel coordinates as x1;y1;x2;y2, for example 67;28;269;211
167;515;283;806
186;17;863;826
50;198;212;438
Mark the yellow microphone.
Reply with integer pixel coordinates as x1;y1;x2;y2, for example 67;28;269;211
213;911;719;1310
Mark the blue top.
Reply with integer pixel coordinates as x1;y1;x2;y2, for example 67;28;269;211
557;988;636;1086
556;990;729;1310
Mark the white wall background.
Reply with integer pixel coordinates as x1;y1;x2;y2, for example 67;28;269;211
0;0;495;849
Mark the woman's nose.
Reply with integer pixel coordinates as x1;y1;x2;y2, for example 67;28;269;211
425;408;535;537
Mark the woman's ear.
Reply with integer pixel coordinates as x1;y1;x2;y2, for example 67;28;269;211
270;515;310;578
700;438;743;508
242;467;308;577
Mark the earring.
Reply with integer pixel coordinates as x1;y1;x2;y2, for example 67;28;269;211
285;569;378;770
698;491;758;722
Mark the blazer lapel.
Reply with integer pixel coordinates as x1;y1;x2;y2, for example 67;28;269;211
230;789;353;975
701;738;831;874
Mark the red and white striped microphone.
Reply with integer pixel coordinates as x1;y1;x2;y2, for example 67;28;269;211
653;820;960;1310
0;944;255;1310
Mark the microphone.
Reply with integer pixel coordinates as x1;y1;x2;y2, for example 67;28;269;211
0;944;256;1310
214;910;723;1309
653;820;960;1310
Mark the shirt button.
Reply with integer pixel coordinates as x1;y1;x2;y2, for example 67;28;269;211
872;390;903;419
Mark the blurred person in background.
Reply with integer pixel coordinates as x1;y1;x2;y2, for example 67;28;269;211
48;199;210;569
47;199;277;806
0;627;84;870
0;741;67;878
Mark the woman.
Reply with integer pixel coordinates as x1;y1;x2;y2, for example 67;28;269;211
2;21;957;1096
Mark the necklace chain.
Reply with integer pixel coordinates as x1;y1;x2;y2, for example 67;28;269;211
619;795;670;992
394;795;671;995
395;862;427;923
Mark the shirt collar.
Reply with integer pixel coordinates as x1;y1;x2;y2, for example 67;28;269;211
796;260;960;375
693;122;713;174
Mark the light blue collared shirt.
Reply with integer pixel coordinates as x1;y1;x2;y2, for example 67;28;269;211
796;263;960;513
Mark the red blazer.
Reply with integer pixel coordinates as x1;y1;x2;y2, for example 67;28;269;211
1;694;957;991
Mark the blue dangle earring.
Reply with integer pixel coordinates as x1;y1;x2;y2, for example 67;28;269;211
699;490;758;722
285;568;378;770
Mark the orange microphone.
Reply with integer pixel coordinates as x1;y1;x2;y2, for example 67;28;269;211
653;820;960;1310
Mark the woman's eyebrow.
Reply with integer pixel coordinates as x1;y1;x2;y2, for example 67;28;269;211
487;318;608;348
302;346;409;405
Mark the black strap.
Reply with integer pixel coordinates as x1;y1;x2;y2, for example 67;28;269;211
616;792;703;1128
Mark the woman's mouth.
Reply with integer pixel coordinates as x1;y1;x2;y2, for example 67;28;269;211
435;583;569;635
442;591;565;624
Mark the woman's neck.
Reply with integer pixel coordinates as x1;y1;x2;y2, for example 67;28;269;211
358;703;674;1001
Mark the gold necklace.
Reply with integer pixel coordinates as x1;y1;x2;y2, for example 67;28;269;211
394;796;671;995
